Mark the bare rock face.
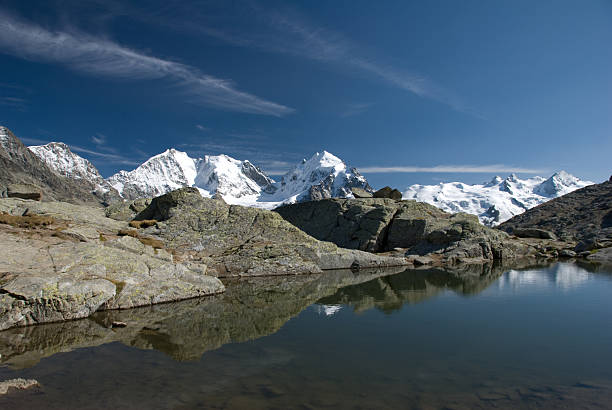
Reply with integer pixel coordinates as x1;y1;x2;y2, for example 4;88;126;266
276;198;535;263
134;188;407;277
0;197;224;331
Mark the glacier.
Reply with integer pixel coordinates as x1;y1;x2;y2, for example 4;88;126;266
403;171;593;226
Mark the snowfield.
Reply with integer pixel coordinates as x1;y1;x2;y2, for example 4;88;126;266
403;171;593;226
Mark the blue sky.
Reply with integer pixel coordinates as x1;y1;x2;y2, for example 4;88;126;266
0;0;610;188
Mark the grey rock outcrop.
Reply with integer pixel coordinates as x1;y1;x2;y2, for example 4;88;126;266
135;188;407;276
0;197;224;331
276;198;535;263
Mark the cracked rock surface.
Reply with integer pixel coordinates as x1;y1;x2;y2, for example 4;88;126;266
0;198;224;331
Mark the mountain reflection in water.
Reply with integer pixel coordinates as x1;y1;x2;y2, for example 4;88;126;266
1;262;612;409
0;261;547;369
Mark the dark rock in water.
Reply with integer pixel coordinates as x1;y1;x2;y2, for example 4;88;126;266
511;228;557;240
276;198;534;262
373;186;402;200
6;184;42;201
499;180;612;244
135;188;407;276
351;187;373;198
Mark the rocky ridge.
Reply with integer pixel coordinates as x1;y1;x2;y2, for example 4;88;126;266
499;179;612;262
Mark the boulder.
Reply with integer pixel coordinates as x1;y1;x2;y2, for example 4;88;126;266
373;186;402;200
6;184;42;201
351;187;373;198
586;247;612;264
276;198;535;262
511;228;557;240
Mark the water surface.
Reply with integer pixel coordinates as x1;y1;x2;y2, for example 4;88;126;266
1;262;612;409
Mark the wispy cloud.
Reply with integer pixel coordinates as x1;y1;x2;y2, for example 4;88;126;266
163;4;473;114
91;133;107;146
195;124;208;131
358;165;547;174
69;145;141;165
340;102;373;118
0;11;294;116
0;82;30;111
0;96;27;110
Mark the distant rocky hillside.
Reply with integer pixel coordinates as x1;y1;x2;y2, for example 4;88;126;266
403;172;593;226
0;127;104;204
499;178;612;244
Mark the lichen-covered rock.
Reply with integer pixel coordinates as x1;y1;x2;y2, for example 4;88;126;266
105;198;152;221
135;188;407;276
276;198;535;263
0;226;224;331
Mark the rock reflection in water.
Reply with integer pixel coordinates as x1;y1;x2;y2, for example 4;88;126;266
0;266;406;369
317;261;545;314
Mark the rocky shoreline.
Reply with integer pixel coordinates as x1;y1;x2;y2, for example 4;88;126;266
0;188;409;331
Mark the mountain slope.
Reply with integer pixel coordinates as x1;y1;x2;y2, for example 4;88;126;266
498;179;612;242
403;171;593;226
29;142;120;202
0;126;102;204
107;149;198;199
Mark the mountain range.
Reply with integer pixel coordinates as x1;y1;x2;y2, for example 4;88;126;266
22;129;371;208
403;172;593;226
0;126;593;223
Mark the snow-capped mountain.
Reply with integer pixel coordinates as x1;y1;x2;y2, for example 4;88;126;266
403;171;593;226
107;149;198;199
264;151;371;205
106;149;368;208
27;142;121;204
29;142;114;194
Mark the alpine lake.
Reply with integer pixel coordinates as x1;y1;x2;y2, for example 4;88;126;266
1;261;611;409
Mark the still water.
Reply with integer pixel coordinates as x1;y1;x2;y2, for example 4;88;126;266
1;262;611;409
